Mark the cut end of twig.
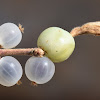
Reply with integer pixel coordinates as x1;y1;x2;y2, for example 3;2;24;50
31;81;38;87
16;80;22;85
18;24;24;33
33;48;44;57
70;21;100;37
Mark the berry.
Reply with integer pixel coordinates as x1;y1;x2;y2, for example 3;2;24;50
0;23;22;48
25;56;55;84
37;27;75;63
0;56;23;87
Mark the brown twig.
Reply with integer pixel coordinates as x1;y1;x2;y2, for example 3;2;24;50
0;48;44;57
70;21;100;37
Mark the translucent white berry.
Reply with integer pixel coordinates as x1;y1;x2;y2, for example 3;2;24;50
0;23;22;48
0;56;23;87
25;56;55;84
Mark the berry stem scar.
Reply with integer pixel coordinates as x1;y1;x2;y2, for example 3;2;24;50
18;24;24;33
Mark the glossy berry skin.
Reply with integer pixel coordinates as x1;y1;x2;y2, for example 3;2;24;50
0;56;23;87
0;23;22;48
37;27;75;63
25;56;55;84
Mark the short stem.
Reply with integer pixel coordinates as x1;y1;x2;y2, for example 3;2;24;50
0;48;44;57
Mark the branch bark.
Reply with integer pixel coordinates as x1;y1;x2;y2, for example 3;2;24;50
0;48;44;57
70;21;100;37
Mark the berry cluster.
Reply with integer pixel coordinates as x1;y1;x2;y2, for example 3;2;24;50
0;23;75;87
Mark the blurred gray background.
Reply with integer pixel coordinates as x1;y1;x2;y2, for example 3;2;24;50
0;0;100;100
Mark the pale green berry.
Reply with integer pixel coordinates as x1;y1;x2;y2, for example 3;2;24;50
37;27;75;63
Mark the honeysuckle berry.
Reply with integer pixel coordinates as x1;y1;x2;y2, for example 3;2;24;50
37;27;75;63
